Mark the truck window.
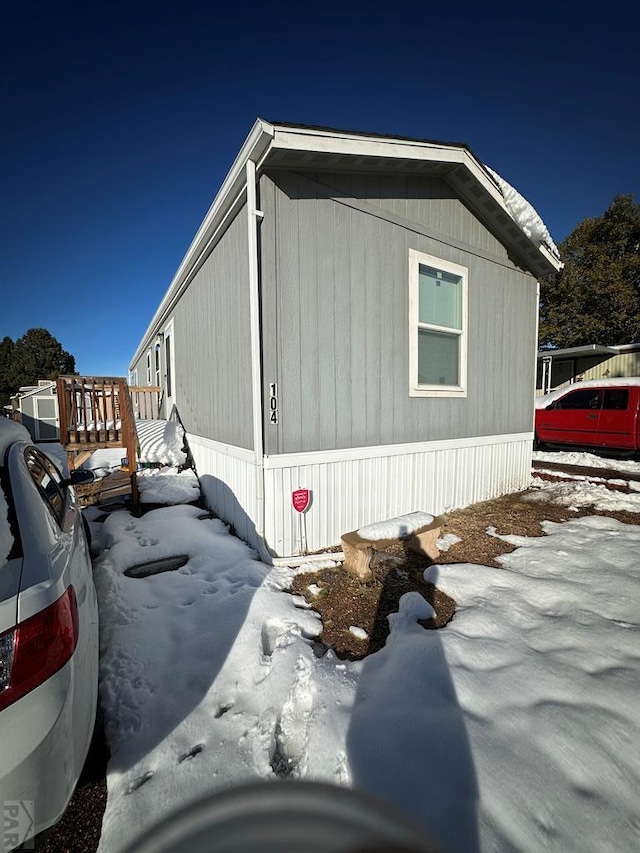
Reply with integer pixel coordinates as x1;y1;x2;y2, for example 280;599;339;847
602;389;629;411
555;389;602;410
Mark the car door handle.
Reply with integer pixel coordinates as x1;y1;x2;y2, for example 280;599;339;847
587;414;598;419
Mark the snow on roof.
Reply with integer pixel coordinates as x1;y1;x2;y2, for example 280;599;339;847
535;377;640;408
485;166;560;259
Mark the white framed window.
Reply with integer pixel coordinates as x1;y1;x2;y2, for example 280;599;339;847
409;249;468;397
154;345;161;387
146;350;152;385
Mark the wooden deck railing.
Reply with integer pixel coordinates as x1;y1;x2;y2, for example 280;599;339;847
57;376;124;449
129;386;164;420
56;377;167;510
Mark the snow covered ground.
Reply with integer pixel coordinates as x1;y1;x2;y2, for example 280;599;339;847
82;447;640;852
533;447;640;475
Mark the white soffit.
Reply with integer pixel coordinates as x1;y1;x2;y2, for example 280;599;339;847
270;125;505;204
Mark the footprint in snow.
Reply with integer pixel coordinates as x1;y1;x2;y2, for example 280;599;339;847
178;743;204;763
127;771;153;793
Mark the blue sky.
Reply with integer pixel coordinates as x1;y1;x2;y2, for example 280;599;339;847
2;0;638;378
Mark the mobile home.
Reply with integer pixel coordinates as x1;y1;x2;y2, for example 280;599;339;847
130;120;561;557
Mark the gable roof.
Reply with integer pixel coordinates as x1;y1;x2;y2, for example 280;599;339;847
13;381;56;401
132;119;562;367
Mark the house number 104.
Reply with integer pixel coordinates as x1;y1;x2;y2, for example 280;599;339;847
269;383;278;425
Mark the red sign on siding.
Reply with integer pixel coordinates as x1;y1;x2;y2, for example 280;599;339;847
292;489;311;513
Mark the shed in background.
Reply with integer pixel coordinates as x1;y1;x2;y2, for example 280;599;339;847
10;381;59;442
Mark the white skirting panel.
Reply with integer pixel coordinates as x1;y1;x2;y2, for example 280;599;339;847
263;433;532;557
186;434;261;550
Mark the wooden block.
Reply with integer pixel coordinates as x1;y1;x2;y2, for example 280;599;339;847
408;523;442;560
341;514;444;581
341;531;375;581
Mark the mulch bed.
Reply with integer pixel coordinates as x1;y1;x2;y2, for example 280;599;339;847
290;485;640;661
292;549;455;661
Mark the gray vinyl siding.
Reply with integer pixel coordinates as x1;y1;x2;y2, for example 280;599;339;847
19;394;37;441
131;351;149;387
168;206;254;450
259;170;537;455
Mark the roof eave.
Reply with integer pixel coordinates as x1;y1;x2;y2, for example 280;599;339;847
537;344;618;359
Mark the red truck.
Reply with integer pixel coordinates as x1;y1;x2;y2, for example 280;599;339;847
534;380;640;452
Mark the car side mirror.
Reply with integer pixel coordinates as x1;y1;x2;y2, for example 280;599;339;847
65;469;96;486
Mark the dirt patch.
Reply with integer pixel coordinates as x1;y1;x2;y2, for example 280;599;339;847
292;550;455;661
290;486;640;660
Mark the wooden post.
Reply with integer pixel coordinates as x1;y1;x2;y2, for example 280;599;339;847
56;378;69;448
119;379;140;512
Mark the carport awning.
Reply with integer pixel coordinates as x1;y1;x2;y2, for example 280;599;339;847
537;345;618;360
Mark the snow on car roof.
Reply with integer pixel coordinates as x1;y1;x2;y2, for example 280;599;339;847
535;377;640;409
0;418;31;463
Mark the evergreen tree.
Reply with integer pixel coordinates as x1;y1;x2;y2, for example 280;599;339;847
539;194;640;348
0;328;76;406
0;337;15;407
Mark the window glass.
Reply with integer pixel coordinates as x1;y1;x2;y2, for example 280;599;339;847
418;265;462;330
25;449;65;524
418;329;459;386
410;250;467;395
155;346;161;386
602;389;629;411
556;389;601;410
165;336;172;399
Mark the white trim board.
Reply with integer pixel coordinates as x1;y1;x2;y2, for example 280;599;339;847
183;430;533;469
263;432;533;469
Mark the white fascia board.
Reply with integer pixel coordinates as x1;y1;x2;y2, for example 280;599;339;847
537;241;564;272
130;119;275;368
537;344;618;359
611;343;640;353
17;382;55;400
272;127;506;204
272;126;468;164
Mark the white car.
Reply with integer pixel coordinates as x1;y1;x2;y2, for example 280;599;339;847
0;419;99;849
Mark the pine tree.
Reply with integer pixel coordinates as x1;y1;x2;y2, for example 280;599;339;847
0;337;15;407
539;194;640;348
0;328;76;406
